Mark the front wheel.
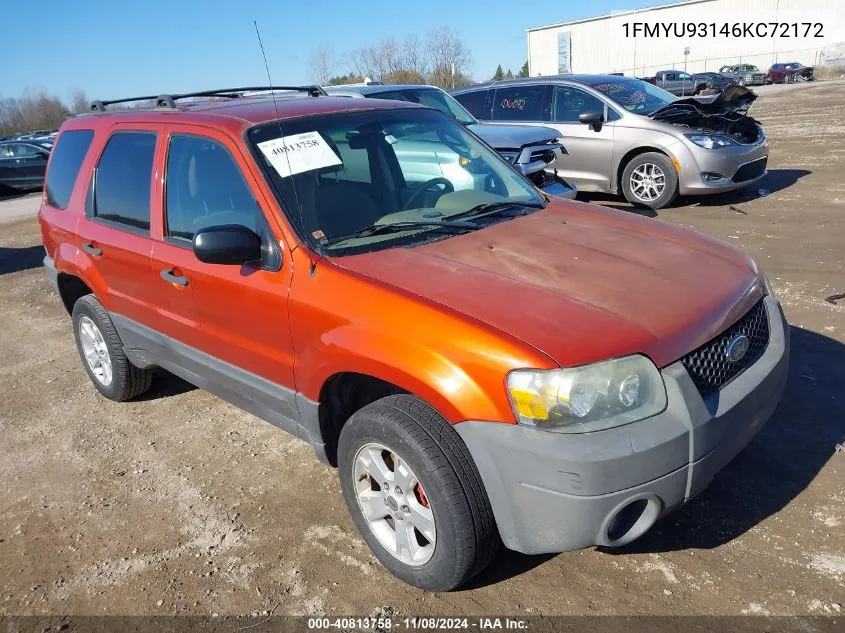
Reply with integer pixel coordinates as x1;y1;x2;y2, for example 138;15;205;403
621;152;679;210
337;395;499;591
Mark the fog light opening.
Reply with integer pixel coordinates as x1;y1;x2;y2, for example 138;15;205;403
701;172;727;183
607;499;649;542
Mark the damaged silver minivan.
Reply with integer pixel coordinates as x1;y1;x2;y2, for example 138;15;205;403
452;77;768;210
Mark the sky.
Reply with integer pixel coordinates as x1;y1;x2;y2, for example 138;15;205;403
2;0;661;102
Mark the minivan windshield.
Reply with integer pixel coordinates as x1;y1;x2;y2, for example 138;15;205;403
586;77;677;115
248;107;542;256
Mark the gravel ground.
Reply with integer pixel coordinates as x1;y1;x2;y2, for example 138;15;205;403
0;81;842;619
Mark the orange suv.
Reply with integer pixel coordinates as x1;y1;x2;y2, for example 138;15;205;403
39;86;790;591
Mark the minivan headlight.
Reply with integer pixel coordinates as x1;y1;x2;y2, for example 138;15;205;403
685;134;736;149
506;355;667;433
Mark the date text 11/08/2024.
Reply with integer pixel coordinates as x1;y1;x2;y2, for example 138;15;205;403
307;617;529;630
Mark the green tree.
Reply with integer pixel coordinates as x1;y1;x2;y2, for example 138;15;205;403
518;60;529;78
493;64;504;80
505;69;514;79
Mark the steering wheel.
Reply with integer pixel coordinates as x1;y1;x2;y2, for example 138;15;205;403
402;177;455;210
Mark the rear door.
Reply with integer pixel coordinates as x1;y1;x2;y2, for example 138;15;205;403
153;124;297;418
75;124;161;327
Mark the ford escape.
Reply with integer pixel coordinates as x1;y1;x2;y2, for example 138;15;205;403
39;86;789;591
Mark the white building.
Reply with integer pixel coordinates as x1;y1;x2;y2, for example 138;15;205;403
527;0;845;78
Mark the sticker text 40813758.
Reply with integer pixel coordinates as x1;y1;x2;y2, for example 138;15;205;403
257;131;342;178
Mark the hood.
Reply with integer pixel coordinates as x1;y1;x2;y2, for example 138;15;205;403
467;122;560;151
332;201;763;369
650;84;757;121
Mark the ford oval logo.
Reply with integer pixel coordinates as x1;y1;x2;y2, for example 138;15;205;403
725;334;750;363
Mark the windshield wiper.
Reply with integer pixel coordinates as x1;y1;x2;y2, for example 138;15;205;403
323;220;479;245
448;200;545;221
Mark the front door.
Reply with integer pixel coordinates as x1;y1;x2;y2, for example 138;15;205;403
154;124;298;427
546;86;615;192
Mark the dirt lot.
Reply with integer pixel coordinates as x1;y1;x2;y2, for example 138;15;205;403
0;81;843;619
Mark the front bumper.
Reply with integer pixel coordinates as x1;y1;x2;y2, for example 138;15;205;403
538;172;577;199
675;134;770;195
456;295;789;554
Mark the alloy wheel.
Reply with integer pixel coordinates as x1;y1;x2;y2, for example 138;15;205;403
629;162;666;203
352;442;436;566
78;315;113;386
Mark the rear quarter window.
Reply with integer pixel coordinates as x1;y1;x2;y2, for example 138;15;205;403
452;89;490;119
491;85;547;121
45;130;95;209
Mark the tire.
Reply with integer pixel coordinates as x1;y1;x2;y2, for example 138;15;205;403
621;152;679;210
72;295;153;401
337;395;500;591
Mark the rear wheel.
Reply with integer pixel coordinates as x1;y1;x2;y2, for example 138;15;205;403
72;295;153;401
337;395;499;591
621;152;679;210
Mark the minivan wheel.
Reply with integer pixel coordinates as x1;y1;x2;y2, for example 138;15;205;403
337;395;500;591
72;295;153;401
621;152;679;210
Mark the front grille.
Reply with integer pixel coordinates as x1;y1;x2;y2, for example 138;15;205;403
681;299;770;397
732;157;767;182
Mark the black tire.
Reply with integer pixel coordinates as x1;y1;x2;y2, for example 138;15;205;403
337;395;500;591
71;295;153;401
621;151;679;210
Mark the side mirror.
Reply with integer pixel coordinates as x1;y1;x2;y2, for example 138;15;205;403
579;111;604;128
193;224;262;265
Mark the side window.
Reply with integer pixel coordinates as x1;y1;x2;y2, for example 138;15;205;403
551;87;606;123
93;132;156;232
165;135;258;241
0;145;12;158
452;89;490;119
491;86;547;121
10;144;43;158
665;73;676;81
45;129;94;209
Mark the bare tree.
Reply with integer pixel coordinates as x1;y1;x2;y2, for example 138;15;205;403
0;90;70;137
425;27;473;89
68;89;90;114
308;46;334;86
401;34;428;77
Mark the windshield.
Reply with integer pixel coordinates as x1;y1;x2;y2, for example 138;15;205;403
784;63;803;70
587;78;676;115
369;88;476;126
248;108;542;256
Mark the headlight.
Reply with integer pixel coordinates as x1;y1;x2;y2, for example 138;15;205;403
506;355;667;433
685;134;737;149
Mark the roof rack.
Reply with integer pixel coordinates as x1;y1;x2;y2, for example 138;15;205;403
89;85;328;112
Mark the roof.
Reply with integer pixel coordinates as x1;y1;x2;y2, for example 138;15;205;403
527;0;715;32
450;74;643;93
65;95;423;133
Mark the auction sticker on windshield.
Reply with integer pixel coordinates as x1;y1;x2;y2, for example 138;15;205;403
258;131;342;178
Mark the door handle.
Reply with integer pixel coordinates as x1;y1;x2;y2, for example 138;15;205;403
82;243;103;257
160;268;189;286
